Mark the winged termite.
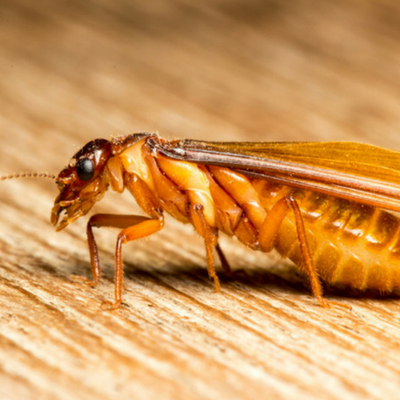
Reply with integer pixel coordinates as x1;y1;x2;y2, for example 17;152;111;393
5;133;400;309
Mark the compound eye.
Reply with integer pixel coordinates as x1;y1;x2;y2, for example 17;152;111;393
76;158;95;181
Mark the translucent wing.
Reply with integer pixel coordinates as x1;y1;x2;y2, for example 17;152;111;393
153;140;400;212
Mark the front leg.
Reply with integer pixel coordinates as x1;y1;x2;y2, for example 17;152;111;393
74;214;152;288
75;213;164;310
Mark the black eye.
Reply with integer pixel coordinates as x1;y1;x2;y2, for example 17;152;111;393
76;158;95;181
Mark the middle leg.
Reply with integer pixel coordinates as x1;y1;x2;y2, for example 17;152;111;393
190;203;221;291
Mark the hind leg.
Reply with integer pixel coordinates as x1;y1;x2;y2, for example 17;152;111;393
259;195;350;310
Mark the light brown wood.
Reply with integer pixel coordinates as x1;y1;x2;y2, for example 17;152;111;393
1;1;400;399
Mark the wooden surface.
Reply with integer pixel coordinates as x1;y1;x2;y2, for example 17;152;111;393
1;1;400;399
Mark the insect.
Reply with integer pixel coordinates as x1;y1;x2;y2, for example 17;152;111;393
4;133;400;309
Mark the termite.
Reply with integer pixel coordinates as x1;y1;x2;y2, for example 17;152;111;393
4;133;400;309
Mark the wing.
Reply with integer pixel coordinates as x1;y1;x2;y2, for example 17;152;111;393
152;139;400;212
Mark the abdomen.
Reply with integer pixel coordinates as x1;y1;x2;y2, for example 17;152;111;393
207;166;400;293
256;180;400;292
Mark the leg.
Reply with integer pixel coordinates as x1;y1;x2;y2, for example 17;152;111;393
190;204;221;291
73;214;153;287
216;243;232;276
75;213;164;310
216;242;250;280
259;195;349;309
106;215;164;309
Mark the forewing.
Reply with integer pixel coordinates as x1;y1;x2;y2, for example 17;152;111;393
154;139;400;212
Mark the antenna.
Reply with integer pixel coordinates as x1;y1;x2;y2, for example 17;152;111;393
0;172;56;181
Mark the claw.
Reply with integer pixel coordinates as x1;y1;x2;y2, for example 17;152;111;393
317;296;352;311
211;275;221;292
101;300;122;310
72;274;99;288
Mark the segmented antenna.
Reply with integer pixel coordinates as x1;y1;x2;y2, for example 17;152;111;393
0;172;56;181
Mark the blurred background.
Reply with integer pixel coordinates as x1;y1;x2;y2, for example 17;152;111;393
1;1;400;400
2;0;400;158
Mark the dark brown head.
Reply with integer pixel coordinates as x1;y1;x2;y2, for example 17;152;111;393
51;133;154;231
51;138;113;230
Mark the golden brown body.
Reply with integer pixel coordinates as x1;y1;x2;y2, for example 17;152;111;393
49;134;400;308
145;144;400;294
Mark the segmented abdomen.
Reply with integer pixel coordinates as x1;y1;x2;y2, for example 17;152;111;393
207;166;400;293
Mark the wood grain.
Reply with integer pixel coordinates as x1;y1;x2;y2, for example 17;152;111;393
1;1;400;399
